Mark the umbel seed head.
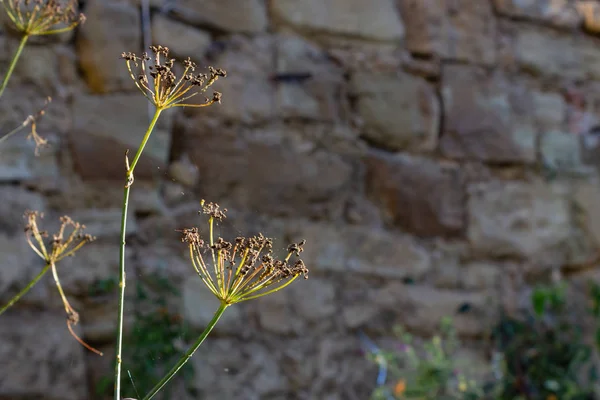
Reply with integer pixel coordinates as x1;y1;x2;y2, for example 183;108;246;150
179;201;308;305
0;0;85;36
121;45;226;110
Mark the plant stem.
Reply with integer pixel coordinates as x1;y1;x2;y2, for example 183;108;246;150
0;117;29;146
0;34;29;99
114;107;163;400
0;263;50;316
142;302;229;400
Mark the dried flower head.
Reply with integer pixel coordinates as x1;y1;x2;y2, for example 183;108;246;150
1;0;85;36
179;201;308;305
121;45;226;110
24;210;102;355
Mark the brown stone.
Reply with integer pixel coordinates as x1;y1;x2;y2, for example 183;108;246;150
365;152;465;236
398;0;496;64
70;93;171;181
468;180;571;260
577;1;600;33
186;123;353;219
351;71;439;151
494;0;581;29
173;0;268;33
271;0;404;41
77;0;140;93
440;65;536;163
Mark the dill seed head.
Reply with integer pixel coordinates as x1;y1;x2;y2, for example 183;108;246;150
179;202;309;305
121;45;226;110
24;210;96;265
0;0;85;36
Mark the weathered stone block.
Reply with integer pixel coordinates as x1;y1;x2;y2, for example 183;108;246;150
441;65;536;163
286;220;432;279
351;71;439;151
151;14;212;62
70;93;171;181
365;152;465;236
0;311;88;400
398;0;496;64
577;1;600;33
271;0;404;41
511;23;600;81
494;0;581;29
468;181;571;259
173;0;268;33
187;124;353;219
77;0;140;93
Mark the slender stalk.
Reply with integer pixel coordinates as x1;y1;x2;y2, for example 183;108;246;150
0;34;29;99
128;109;162;174
114;107;163;400
0;262;50;316
142;302;229;400
0;117;29;146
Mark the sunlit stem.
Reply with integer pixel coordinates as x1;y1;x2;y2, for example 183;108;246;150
0;34;29;99
142;302;229;400
0;263;51;316
114;107;163;400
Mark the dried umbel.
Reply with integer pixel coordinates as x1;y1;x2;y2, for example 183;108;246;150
24;211;102;355
121;45;226;110
179;201;309;305
0;0;85;36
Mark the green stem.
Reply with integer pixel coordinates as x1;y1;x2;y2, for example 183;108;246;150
142;302;229;400
0;34;29;99
128;108;162;174
114;107;163;400
0;263;50;316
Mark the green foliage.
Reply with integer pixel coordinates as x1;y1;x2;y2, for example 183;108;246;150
492;282;596;400
370;318;485;400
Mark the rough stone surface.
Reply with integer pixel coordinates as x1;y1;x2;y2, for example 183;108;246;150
365;152;465;236
287;220;432;279
351;72;439;151
440;65;536;163
271;0;405;41
468;181;571;260
151;14;212;62
398;0;496;64
173;0;268;33
578;1;600;33
70;93;171;180
0;311;88;400
494;0;581;29
511;23;600;81
77;0;141;93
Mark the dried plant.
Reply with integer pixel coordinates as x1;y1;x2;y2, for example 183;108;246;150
113;45;226;400
0;0;85;98
0;211;101;355
0;96;52;153
121;45;225;110
141;201;309;400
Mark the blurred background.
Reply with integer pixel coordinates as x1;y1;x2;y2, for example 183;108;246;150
3;0;600;399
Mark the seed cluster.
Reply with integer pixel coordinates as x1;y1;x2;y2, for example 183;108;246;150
180;202;308;305
121;45;225;110
1;0;85;36
24;211;101;355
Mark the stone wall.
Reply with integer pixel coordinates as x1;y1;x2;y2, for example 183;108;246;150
2;0;600;399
